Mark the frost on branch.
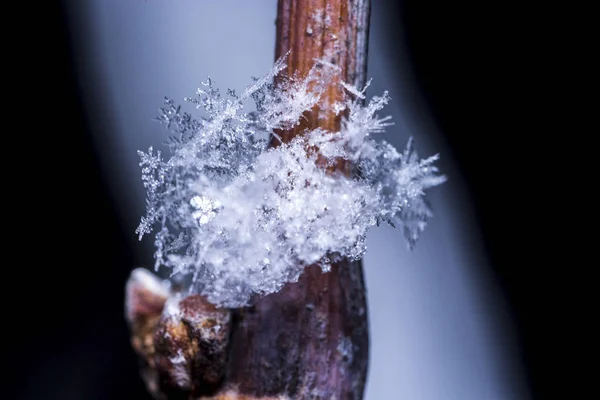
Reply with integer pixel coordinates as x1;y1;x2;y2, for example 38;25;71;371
137;57;446;307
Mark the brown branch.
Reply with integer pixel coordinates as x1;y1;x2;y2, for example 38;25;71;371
272;0;371;146
224;2;372;399
127;1;372;399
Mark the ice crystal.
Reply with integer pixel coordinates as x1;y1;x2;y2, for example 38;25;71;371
137;56;445;307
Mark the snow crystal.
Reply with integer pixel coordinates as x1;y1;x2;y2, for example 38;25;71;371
137;56;445;307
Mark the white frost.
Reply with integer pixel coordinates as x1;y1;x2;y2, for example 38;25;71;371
168;349;190;387
136;56;445;307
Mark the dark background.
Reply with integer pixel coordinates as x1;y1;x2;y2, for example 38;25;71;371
12;1;560;399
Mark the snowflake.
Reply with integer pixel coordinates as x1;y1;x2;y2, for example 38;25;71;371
137;55;445;307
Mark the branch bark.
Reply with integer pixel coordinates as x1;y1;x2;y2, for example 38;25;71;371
127;1;372;399
225;1;372;399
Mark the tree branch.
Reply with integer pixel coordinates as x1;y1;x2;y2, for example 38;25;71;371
127;1;372;399
225;2;372;399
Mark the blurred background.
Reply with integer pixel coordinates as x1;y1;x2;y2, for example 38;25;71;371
10;1;560;399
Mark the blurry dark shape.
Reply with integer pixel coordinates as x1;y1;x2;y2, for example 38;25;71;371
387;0;551;397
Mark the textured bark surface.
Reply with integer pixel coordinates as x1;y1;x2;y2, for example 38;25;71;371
271;0;371;145
127;1;372;399
227;262;369;399
226;1;371;399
